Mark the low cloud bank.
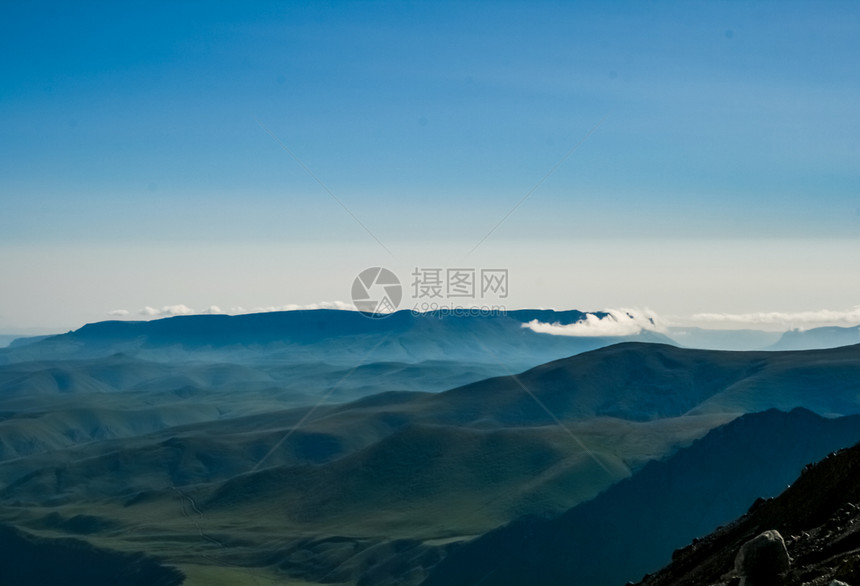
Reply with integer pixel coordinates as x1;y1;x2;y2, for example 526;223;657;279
523;308;665;337
227;301;356;314
692;306;860;326
139;305;195;317
108;301;357;320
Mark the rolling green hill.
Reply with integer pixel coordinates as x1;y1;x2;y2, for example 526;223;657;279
4;339;860;584
404;342;860;424
422;408;860;586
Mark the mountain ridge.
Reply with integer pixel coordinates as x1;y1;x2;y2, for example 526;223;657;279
770;324;860;351
0;309;673;367
422;408;860;586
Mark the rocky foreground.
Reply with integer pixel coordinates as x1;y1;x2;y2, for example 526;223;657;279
636;439;860;586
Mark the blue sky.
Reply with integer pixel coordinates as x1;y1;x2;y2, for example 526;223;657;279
2;1;860;330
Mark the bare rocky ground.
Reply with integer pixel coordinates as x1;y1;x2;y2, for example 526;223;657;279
636;440;860;586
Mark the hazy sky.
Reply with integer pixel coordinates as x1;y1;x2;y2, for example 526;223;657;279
2;1;860;331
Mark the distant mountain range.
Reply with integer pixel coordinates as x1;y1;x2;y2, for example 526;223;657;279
770;324;860;350
0;334;53;349
0;310;675;461
665;327;783;350
5;313;860;584
5;311;859;365
0;309;673;368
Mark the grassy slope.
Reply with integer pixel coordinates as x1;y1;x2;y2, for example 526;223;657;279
422;408;860;586
0;415;730;584
4;342;860;583
0;355;512;461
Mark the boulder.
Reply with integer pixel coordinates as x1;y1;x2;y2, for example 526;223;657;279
735;530;790;586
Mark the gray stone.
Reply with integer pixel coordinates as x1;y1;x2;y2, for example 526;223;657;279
735;530;790;586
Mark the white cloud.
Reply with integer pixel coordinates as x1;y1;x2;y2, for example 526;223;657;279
523;308;666;337
137;304;195;318
163;304;195;316
124;301;358;320
691;306;860;327
232;301;357;313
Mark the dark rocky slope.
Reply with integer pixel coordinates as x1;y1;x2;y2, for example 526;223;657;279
637;435;860;586
0;523;184;585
